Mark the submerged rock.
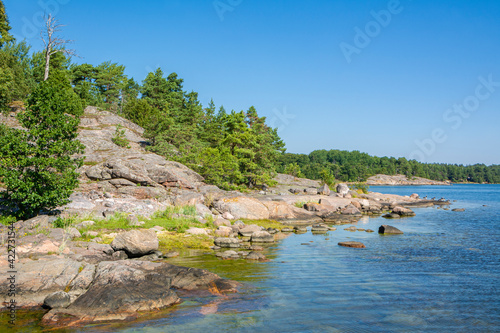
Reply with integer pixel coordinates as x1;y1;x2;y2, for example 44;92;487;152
452;208;465;212
338;241;366;248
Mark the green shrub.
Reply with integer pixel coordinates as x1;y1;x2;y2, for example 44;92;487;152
112;124;130;148
350;182;369;194
53;216;76;228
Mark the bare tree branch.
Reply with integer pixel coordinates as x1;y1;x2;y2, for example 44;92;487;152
40;14;78;81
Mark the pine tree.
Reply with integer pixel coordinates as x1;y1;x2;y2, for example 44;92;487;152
0;0;14;47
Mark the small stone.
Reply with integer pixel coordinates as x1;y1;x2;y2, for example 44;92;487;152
338;241;366;248
164;251;179;258
294;226;308;233
365;229;374;233
344;226;357;232
126;214;141;226
103;210;115;218
111;250;128;260
452;208;465;212
281;227;294;232
222;212;235;220
233;220;245;228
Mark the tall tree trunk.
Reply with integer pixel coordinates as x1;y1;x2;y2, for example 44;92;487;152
44;49;50;81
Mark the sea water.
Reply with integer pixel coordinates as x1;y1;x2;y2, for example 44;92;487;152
42;185;500;332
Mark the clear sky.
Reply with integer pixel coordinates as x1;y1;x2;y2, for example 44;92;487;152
4;0;500;165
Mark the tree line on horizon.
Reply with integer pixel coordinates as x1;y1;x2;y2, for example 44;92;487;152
277;150;500;184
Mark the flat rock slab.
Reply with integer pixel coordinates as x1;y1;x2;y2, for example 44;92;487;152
338;241;366;248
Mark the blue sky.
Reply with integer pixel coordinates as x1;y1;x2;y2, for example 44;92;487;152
4;0;500;165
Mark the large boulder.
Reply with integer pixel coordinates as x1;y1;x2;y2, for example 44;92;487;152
317;184;331;195
43;291;71;309
336;183;350;197
214;237;241;248
379;225;404;234
392;206;416;216
239;224;262;237
341;204;362;216
213;197;270;220
111;229;159;257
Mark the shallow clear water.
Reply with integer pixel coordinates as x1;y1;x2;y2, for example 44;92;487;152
16;185;500;332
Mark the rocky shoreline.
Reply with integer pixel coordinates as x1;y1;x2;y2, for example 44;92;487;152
366;174;451;186
0;107;454;328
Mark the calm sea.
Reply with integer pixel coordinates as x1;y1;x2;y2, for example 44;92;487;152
22;185;500;332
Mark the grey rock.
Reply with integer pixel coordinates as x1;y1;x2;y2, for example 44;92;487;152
23;215;50;230
103;210;115;218
392;206;416;216
341;204;362;216
246;252;266;260
214;237;241;248
43;291;71;309
112;251;128;260
127;214;140;226
251;231;274;243
379;225;404;234
111;229;159;257
88;243;114;255
317;184;331;195
336;183;350;197
65;227;81;239
239;224;262;237
338;241;366;248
